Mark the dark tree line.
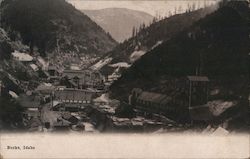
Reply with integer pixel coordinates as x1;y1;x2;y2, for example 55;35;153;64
0;88;24;129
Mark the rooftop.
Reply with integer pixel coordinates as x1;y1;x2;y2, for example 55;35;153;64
54;89;94;101
12;51;33;62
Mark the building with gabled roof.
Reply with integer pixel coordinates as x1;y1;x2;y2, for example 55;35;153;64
129;88;183;119
129;76;210;122
54;88;93;104
53;88;96;111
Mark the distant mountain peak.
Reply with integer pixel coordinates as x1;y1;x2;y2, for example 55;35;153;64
82;8;154;42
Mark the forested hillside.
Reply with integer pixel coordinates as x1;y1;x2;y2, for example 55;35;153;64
97;5;217;76
111;1;250;101
0;0;117;58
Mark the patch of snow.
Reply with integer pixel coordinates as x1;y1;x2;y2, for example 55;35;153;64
210;89;220;96
52;101;61;107
202;125;216;134
70;65;81;70
108;72;121;81
7;73;20;85
44;83;53;87
112;117;130;122
37;57;48;70
212;127;229;135
91;58;112;70
28;108;39;111
151;41;163;50
12;51;33;62
26;91;32;96
70;113;81;120
9;90;19;98
83;122;95;132
153;128;164;133
130;50;146;62
0;28;9;40
109;62;131;68
30;64;39;71
208;100;236;116
94;94;109;103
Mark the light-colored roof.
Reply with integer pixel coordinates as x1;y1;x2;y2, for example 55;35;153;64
36;83;55;93
187;76;209;82
9;90;19;98
12;51;33;62
189;100;237;121
70;65;81;70
30;64;39;71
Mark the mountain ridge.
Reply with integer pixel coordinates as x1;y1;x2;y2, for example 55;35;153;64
83;8;154;42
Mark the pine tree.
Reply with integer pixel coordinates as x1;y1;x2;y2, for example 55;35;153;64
132;26;136;37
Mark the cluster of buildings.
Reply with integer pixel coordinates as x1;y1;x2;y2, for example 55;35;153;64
129;75;250;125
11;51;46;75
0;50;109;131
47;66;105;90
2;49;249;131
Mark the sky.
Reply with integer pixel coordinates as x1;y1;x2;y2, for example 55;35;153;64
67;0;219;16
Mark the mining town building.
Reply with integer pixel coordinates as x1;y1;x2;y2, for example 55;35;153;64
129;76;210;121
54;88;94;104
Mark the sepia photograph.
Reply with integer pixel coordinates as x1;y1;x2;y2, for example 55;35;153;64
0;0;249;158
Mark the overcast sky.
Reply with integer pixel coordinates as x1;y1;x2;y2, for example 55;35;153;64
67;0;218;16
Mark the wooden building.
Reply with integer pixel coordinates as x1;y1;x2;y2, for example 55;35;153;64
130;90;179;113
129;76;210;122
54;88;94;104
129;88;187;121
53;88;96;111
